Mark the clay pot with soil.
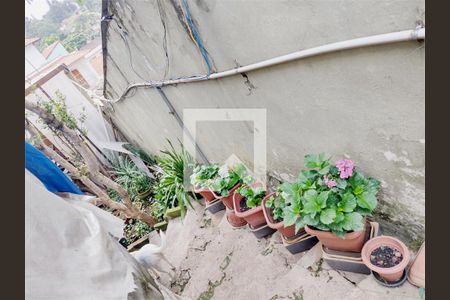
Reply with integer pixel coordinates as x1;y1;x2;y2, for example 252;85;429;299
262;193;296;238
305;223;368;253
361;236;410;283
232;181;267;228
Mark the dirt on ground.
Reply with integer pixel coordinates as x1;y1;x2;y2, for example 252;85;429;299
148;201;422;300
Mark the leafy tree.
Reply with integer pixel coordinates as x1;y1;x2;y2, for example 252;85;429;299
62;32;88;51
42;34;59;47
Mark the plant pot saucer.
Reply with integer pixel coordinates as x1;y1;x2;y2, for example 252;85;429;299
248;223;276;239
372;269;408;288
205;198;226;214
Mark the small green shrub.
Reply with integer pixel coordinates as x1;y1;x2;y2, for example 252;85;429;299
153;141;197;218
208;163;248;196
112;157;152;201
236;184;265;208
124;219;153;244
190;164;220;189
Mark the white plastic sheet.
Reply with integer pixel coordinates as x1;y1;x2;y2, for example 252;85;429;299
25;170;182;300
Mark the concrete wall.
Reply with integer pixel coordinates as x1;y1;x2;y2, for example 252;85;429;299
25;44;47;76
103;0;425;244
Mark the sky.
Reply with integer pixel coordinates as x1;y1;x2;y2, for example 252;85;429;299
25;0;50;20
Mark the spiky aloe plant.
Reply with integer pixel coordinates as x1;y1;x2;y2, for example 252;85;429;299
153;141;198;218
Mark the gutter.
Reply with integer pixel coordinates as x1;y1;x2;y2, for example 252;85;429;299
104;26;425;104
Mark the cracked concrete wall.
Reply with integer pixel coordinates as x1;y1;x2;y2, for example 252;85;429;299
103;0;425;244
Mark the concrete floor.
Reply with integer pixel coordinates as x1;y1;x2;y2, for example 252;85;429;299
149;202;422;300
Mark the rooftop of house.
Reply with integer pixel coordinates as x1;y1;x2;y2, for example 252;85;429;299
26;50;89;84
41;42;60;59
25;37;40;47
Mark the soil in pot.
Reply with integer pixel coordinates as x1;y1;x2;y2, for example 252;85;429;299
370;246;403;268
239;198;251;212
361;236;410;283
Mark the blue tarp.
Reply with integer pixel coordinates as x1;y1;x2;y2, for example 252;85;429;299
25;141;83;194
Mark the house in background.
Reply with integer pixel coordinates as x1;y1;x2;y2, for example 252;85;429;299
41;41;69;62
79;37;103;77
25;38;115;163
25;38;46;77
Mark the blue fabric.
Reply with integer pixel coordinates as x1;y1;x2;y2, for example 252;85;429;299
25;141;83;194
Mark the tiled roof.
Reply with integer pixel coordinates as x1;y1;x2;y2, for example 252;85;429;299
41;42;59;59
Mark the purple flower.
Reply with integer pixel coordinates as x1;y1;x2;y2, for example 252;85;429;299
323;176;337;188
336;159;354;179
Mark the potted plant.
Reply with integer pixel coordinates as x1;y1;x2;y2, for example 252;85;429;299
209;163;247;209
132;175;153;200
361;236;410;283
289;153;381;252
190;164;220;202
113;157;153;201
233;179;267;228
262;183;297;238
208;163;248;227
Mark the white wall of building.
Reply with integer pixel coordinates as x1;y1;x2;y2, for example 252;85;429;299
26;71;115;162
70;58;101;88
25;44;47;76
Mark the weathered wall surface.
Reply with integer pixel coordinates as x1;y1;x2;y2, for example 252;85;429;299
103;0;425;244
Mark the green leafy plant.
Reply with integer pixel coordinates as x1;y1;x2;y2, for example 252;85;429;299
284;153;380;237
235;178;266;209
153;141;197;218
112;157;152;201
265;181;304;232
124;219;153;244
208;163;248;196
190;164;220;189
40;90;86;132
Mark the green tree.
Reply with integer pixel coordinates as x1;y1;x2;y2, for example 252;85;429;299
62;32;88;52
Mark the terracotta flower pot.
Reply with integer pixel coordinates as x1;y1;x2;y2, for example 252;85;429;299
233;181;267;228
305;223;367;253
361;236;410;283
408;242;425;288
261;193;296;238
211;183;241;210
193;186;216;202
225;207;247;227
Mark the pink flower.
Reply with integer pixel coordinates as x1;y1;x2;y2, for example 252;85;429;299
323;176;337;188
336;159;354;179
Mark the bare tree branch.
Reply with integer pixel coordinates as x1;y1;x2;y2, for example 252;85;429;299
25;100;157;226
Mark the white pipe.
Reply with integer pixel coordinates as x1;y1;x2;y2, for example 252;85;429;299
106;27;424;103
